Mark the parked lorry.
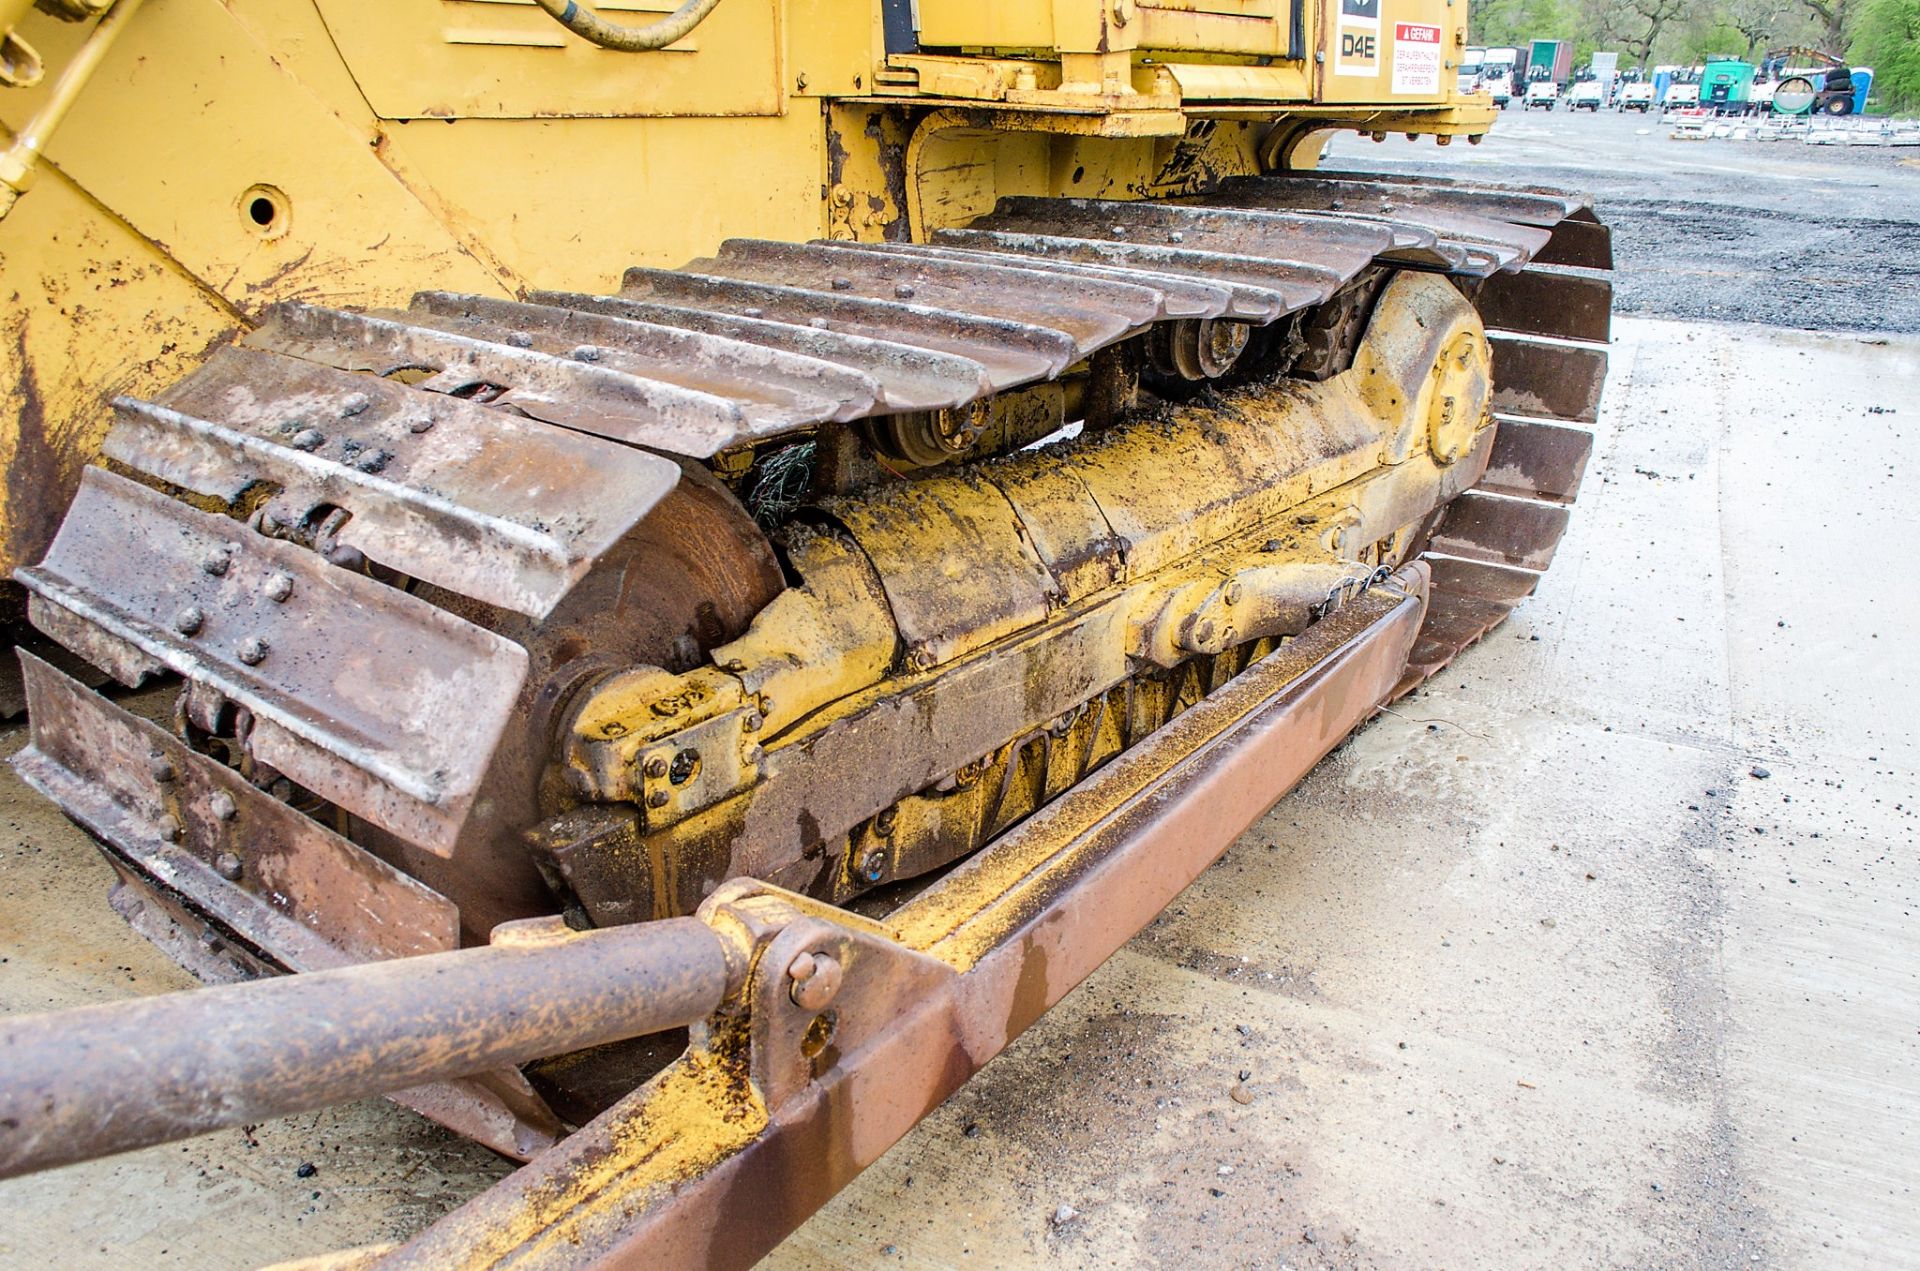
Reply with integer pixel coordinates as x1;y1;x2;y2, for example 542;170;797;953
1529;38;1574;87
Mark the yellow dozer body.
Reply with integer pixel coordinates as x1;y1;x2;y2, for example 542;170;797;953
0;1;1613;1264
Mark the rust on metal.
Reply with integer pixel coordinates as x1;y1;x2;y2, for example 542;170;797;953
0;916;732;1180
0;162;1611;1268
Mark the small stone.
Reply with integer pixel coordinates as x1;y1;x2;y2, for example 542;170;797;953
338;391;372;417
1217;1165;1234;1177
1050;1204;1079;1227
962;1121;980;1138
289;428;326;453
1750;766;1771;780
1229;1083;1254;1105
295;1162;317;1179
1540;917;1557;928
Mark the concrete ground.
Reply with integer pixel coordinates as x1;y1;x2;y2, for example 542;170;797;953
2;116;1917;1269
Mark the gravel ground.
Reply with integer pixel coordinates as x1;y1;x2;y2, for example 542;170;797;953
1325;108;1920;332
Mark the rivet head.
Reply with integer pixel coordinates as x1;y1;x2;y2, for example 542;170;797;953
174;606;206;636
263;572;294;603
289;428;326;453
339;391;372;417
646;789;670;809
209;790;238;822
214;851;244;881
643;755;669;779
237;636;269;666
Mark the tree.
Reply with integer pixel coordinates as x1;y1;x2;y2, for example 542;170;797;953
1726;0;1799;52
1797;0;1857;51
1851;0;1920;109
1581;0;1698;67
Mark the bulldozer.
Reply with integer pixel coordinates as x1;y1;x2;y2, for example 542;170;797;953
0;0;1612;1263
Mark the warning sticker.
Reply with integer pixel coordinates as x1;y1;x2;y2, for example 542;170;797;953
1391;22;1444;94
1335;24;1380;77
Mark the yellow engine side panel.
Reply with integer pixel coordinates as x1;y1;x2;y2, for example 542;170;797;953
310;0;785;119
1318;0;1464;104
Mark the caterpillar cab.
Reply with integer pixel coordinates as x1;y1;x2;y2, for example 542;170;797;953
0;0;1612;1262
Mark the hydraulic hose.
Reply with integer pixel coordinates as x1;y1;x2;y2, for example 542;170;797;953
530;0;722;51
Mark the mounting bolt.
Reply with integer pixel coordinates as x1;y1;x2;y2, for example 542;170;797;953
873;807;898;837
1224;581;1243;606
643;755;669;779
209;790;238;822
787;951;844;1011
237;636;270;666
1193;619;1216;646
339;391;372;417
743;711;763;732
860;849;886;883
214;851;244;881
174;606;206;636
647;789;670;809
149;753;175;783
907;645;936;672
